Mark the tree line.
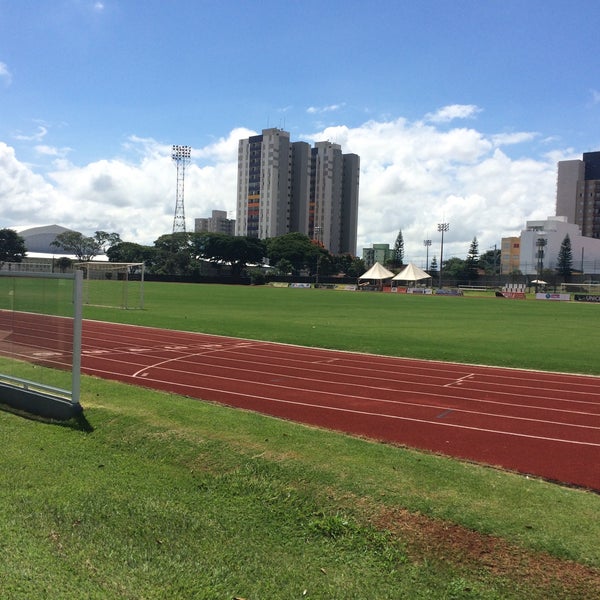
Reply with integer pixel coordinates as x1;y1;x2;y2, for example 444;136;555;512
44;230;367;280
1;226;576;284
385;232;502;283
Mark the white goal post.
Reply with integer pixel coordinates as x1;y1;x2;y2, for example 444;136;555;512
74;262;145;309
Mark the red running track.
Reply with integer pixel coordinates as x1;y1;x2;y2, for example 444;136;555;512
75;320;600;492
3;312;599;491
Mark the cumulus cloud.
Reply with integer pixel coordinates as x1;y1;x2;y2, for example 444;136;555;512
426;104;482;123
0;113;567;264
309;117;559;262
194;128;256;163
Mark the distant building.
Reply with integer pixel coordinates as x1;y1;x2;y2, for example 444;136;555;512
500;236;521;274
518;216;600;275
15;224;75;254
194;210;235;235
362;243;393;269
236;128;360;255
556;151;600;238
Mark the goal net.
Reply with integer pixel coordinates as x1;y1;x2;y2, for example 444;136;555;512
74;262;145;309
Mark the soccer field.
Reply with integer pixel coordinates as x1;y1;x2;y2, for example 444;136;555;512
81;283;600;375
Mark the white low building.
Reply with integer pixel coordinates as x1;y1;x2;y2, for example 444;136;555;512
519;216;600;275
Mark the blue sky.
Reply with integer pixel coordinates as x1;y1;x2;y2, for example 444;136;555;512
1;0;599;262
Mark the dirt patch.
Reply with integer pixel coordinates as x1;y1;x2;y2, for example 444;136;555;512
373;506;600;598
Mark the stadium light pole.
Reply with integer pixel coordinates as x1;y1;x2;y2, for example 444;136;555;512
423;239;432;271
535;237;547;292
172;145;192;234
437;223;449;288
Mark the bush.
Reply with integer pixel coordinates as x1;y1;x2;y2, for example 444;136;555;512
249;269;266;285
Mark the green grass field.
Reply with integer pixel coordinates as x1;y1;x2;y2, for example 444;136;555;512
84;282;600;374
1;282;600;598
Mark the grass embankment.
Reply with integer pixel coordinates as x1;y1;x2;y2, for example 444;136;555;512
84;282;600;374
1;368;599;599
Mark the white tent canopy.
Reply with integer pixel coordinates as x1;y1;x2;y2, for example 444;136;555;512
392;263;431;282
358;262;395;280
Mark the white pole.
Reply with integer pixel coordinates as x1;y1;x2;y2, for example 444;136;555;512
71;269;83;406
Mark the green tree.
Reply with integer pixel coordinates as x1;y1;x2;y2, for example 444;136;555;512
557;234;573;282
266;232;323;275
51;231;102;261
465;237;479;281
429;256;438;279
94;231;122;253
315;253;335;277
152;232;194;275
479;248;501;276
346;257;366;278
443;257;468;284
194;233;265;278
54;257;73;273
106;242;156;266
248;268;266;285
0;228;27;266
332;254;365;277
388;230;404;268
274;258;294;275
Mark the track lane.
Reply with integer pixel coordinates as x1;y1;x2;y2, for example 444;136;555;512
78;320;600;490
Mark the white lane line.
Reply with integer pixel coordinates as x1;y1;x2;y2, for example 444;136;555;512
111;370;600;448
122;357;600;424
444;374;475;387
130;342;258;378
84;358;600;434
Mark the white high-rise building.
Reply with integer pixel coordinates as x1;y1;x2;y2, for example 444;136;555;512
236;128;360;255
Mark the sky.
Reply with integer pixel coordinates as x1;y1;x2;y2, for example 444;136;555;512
1;0;600;264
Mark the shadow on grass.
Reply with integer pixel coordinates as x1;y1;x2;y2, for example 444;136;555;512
0;403;94;432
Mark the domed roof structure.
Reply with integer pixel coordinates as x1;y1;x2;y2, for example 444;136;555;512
17;224;78;254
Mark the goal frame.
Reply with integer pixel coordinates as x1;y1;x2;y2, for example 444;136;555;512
74;262;145;310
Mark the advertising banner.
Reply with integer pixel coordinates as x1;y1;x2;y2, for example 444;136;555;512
535;293;571;301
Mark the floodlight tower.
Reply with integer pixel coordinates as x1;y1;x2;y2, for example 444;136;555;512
437;222;449;288
423;238;432;271
171;145;192;234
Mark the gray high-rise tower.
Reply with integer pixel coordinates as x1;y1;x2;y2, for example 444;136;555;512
556;151;600;238
236;128;360;255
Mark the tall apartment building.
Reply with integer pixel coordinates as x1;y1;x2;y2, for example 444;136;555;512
236;128;360;255
556;151;600;238
194;210;235;235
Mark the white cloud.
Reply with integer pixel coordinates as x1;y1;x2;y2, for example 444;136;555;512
0;142;61;224
590;89;600;105
309;118;559;262
0;62;11;85
492;132;538;146
426;104;482;123
0;113;570;264
194;127;256;163
35;144;72;158
93;2;105;12
14;126;48;142
307;103;345;114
